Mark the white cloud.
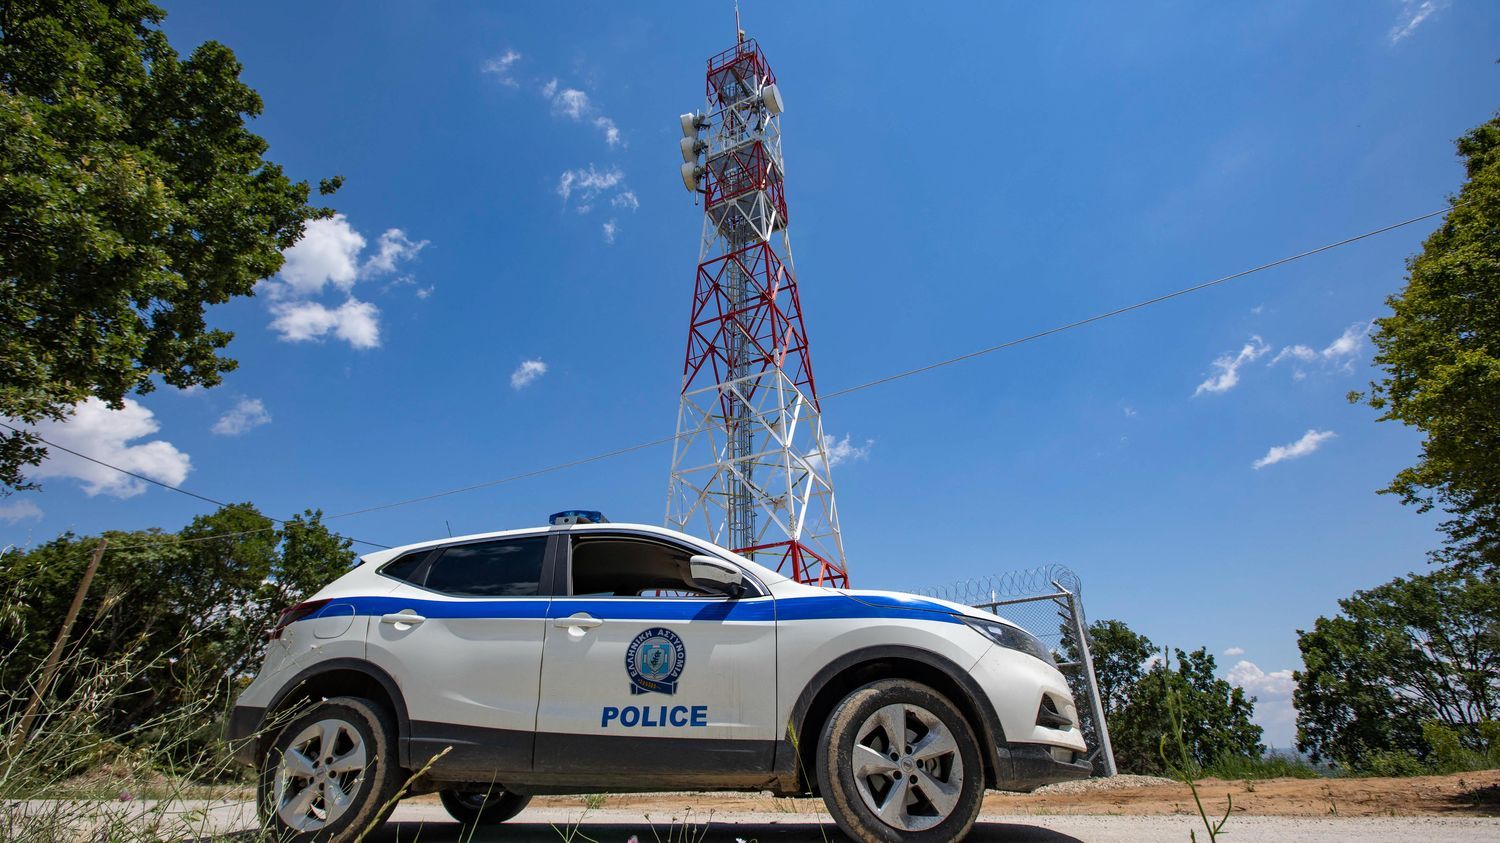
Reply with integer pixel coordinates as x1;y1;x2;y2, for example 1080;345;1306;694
1389;0;1447;43
1323;323;1366;358
415;286;434;300
611;191;639;211
1250;305;1265;315
279;215;366;295
363;229;429;277
482;48;522;86
1123;406;1137;418
27;398;191;498
1272;344;1318;365
602;220;617;245
212;398;272;436
1194;336;1269;396
270;298;381;349
1225;659;1299;747
811;434;873;470
594;116;621;146
1226;659;1296;696
510;359;548;390
1271;322;1368;372
543;82;623;146
1253;429;1336;470
1224;646;1246;657
557;165;625;205
269;216;424;349
0;499;42;524
553;87;590;120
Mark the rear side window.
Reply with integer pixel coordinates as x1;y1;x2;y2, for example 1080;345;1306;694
423;538;547;597
379;550;430;584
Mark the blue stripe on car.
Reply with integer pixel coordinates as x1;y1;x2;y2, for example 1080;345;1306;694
310;594;964;624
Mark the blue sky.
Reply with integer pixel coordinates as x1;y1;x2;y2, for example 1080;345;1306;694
4;1;1497;746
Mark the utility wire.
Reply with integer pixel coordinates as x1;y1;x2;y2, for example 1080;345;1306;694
105;526;283;552
0;420;390;549
325;205;1452;522
821;205;1452;400
4;205;1453;548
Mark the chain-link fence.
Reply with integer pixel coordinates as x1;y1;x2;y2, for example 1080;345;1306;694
918;565;1116;776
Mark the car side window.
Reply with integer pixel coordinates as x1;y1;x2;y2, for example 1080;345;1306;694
421;537;547;597
569;535;749;598
378;549;430;584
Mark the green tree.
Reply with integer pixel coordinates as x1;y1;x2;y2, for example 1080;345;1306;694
0;0;339;490
0;505;354;758
1111;648;1264;775
1293;568;1500;769
1087;618;1157;719
1079;620;1263;775
1059;618;1156;773
1358;114;1500;573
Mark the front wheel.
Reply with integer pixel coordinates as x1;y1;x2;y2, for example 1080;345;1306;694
815;679;985;843
439;787;532;825
257;696;403;842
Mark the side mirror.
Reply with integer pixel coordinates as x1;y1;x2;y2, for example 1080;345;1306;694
687;555;745;597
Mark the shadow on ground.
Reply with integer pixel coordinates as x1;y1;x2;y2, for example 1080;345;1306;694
1445;782;1500;815
357;820;1086;843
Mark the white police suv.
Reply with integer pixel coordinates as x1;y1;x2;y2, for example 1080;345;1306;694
228;513;1090;842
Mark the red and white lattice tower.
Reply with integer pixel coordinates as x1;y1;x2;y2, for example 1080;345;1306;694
666;34;848;587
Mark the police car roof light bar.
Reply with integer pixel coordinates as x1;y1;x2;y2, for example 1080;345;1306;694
550;510;609;526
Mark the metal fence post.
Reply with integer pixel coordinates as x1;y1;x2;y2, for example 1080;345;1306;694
919;565;1117;778
1064;587;1117;776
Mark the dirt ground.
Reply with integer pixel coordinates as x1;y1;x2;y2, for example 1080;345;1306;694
511;769;1500;818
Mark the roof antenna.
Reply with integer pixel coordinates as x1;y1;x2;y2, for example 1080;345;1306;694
735;0;745;44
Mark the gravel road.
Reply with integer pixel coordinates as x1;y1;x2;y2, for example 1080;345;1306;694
20;799;1499;841
366;804;1500;842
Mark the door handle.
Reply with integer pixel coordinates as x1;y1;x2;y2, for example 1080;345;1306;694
380;612;426;626
554;615;603;630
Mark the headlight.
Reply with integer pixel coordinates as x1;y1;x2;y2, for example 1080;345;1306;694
962;617;1056;667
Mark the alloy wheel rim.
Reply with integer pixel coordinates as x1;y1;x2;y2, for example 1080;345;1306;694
274;717;369;831
851;702;964;832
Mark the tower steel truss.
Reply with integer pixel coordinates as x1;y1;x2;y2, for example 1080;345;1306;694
666;38;848;587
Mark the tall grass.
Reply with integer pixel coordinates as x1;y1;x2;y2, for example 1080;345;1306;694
1202;752;1323;780
0;584;259;841
1157;654;1230;843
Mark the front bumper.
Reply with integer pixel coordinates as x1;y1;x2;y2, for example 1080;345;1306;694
994;742;1093;792
225;705;266;768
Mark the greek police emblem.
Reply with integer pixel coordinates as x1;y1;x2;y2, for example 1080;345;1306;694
625;627;685;695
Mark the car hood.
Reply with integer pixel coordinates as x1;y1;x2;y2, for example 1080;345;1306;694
833;588;1017;626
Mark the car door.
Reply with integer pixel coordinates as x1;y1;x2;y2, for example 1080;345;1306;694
363;533;553;774
533;531;778;779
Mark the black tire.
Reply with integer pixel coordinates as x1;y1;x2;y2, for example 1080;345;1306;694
439;787;532;825
257;696;404;843
815;679;984;843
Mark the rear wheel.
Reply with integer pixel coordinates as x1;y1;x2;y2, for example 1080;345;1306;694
815;679;984;843
257;696;402;842
439;787;532;825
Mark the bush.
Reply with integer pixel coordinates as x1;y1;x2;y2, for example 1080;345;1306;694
1359;749;1428;778
1422;720;1500;775
1342;721;1500;778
